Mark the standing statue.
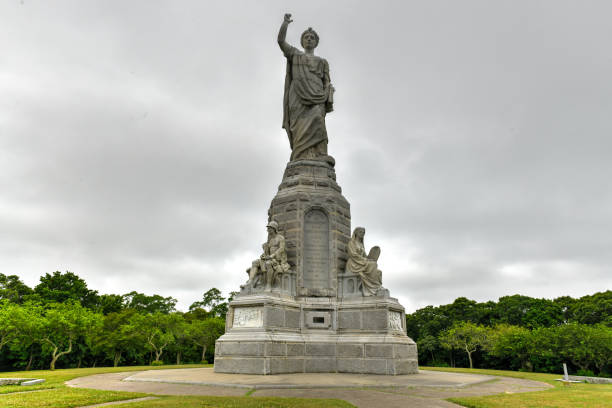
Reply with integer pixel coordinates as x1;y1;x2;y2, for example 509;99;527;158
246;221;291;291
346;227;384;296
278;13;334;162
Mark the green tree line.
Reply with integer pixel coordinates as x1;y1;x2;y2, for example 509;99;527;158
407;292;612;376
0;272;229;371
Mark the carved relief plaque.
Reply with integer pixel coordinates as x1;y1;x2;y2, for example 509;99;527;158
389;311;403;331
232;307;263;328
303;209;330;289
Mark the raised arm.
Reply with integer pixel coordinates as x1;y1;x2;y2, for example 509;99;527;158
277;13;293;55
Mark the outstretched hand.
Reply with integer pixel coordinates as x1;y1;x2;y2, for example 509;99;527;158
284;13;293;24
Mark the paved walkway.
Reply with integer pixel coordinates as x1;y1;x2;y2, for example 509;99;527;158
66;368;552;408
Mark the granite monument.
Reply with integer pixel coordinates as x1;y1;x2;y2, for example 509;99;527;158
214;13;418;375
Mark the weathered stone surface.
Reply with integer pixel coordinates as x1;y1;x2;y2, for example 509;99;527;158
0;378;45;386
337;344;364;358
214;358;266;374
393;344;416;359
217;342;264;357
265;342;286;356
365;344;393;358
337;358;364;373
270;358;305;374
362;310;388;330
303;210;330;290
19;379;45;386
305;358;336;373
391;359;419;375
364;359;388;375
338;311;360;329
285;309;300;328
305;343;335;356
286;343;305;356
265;307;285;327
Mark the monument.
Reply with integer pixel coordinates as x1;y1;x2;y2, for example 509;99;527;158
214;13;418;375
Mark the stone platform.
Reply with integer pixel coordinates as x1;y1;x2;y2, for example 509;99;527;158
122;367;492;389
66;368;552;408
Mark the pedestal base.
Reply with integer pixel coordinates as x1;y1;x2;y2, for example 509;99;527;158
214;333;418;375
214;294;418;375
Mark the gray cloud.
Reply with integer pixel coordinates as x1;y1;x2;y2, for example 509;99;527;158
1;0;611;311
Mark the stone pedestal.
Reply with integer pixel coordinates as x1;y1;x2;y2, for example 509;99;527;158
214;294;417;375
215;159;418;375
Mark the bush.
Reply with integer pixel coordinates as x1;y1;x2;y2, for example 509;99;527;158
151;360;164;366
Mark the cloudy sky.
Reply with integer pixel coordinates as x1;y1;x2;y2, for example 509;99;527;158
2;0;611;312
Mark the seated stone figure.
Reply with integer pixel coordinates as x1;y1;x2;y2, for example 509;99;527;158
346;227;384;296
246;221;291;290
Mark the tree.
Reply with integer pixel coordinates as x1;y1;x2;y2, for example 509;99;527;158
187;317;225;363
189;288;228;318
0;274;33;303
551;323;606;374
494;295;563;329
417;334;439;365
406;305;451;341
128;312;183;363
41;301;101;370
590;325;612;375
569;291;612;326
9;302;44;370
440;321;489;369
122;291;177;314
487;324;532;371
34;271;99;309
96;309;138;367
0;300;20;352
97;294;125;315
171;318;190;365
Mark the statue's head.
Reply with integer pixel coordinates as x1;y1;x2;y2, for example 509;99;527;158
267;220;279;233
301;27;319;50
353;227;365;241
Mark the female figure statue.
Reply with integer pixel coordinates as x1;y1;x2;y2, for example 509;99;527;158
346;227;383;296
278;13;334;162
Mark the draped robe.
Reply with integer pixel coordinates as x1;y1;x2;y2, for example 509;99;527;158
346;237;383;296
282;46;333;161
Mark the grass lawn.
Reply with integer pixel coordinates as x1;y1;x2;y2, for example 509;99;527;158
0;364;207;394
421;366;612;408
0;364;354;408
117;395;354;408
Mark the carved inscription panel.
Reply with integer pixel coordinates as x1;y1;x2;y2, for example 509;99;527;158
303;210;330;290
232;307;263;328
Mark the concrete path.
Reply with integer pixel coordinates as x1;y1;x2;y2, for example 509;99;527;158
66;368;552;408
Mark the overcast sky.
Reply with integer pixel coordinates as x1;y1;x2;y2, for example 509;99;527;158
2;0;611;312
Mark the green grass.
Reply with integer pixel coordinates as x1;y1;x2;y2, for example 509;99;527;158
0;387;148;408
0;364;207;394
119;395;354;408
0;365;355;407
421;366;612;408
0;364;206;407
